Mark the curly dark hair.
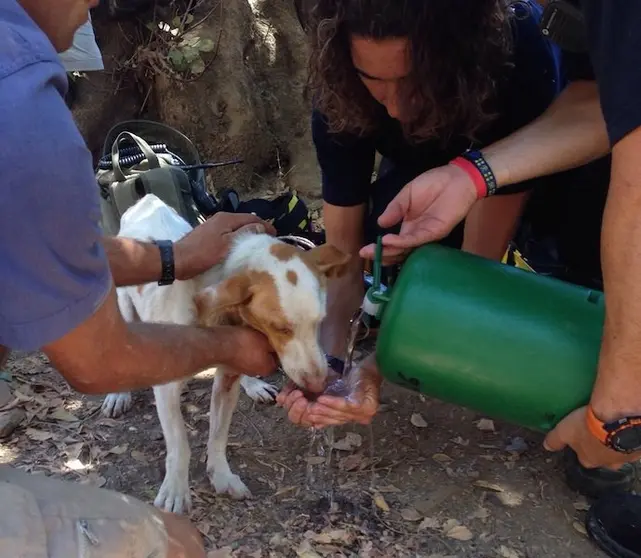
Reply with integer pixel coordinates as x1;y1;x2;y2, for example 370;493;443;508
304;0;518;143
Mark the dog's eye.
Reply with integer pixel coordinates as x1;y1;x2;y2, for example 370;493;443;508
274;325;293;336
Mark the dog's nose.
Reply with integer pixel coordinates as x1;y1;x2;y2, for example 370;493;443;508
301;361;328;394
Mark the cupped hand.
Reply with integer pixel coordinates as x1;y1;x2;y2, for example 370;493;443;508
276;355;382;428
543;406;641;470
175;212;276;280
360;164;478;260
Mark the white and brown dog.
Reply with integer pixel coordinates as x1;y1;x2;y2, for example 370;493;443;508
101;194;349;514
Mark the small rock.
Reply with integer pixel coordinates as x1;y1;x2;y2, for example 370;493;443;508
505;437;528;453
411;413;428;428
498;545;521;558
476;418;496;432
0;408;25;438
573;500;590;512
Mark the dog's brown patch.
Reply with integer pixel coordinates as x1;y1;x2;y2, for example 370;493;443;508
286;270;298;285
195;270;294;356
270;242;352;283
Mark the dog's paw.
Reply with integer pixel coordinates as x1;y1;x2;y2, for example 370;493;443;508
101;393;133;418
154;475;192;514
241;376;279;404
209;471;252;500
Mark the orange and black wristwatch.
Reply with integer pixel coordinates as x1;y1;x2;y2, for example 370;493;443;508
586;405;641;454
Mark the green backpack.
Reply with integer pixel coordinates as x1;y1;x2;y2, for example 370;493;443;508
96;120;213;236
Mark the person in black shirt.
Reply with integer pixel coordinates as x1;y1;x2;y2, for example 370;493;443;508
280;0;641;477
306;0;567;364
348;0;641;473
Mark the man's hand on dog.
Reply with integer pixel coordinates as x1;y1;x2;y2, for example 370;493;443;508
175;212;276;280
277;354;381;428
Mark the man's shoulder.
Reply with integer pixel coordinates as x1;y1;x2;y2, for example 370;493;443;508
0;1;63;83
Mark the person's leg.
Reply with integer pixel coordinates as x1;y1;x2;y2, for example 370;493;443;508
0;464;205;558
462;191;531;261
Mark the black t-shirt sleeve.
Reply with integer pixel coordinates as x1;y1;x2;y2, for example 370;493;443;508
582;0;641;145
312;109;376;207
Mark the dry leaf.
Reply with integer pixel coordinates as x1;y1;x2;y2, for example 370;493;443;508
305;456;326;466
476;418;496;432
50;408;79;422
64;442;84;460
401;507;423;522
107;444;129;455
296;540;322;558
377;484;401;493
432;453;452;463
498;546;521;558
474;480;504;492
25;428;53;441
333;432;362;451
495;491;524;507
418;517;440;531
469;507;490;520
445;525;473;541
311;529;352;545
410;413;428;428
208;547;234;558
372;492;390;512
338;453;364;471
573;500;590;512
573;521;587;536
131;450;148;463
64;459;87;471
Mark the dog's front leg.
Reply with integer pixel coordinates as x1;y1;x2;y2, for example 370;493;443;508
153;381;192;514
207;369;252;499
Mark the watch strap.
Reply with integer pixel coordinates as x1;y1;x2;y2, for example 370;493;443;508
153;240;175;286
586;405;609;445
586;405;641;452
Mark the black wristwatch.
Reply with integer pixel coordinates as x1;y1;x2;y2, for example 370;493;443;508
153;240;175;286
587;406;641;454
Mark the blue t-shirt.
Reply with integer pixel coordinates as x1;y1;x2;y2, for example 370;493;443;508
0;1;112;351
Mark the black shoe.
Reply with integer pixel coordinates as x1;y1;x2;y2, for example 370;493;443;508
586;491;641;558
563;448;637;500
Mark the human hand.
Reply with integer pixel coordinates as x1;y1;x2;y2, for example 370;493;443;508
360;164;478;260
543;406;641;470
276;355;382;428
223;326;278;377
175;213;276;280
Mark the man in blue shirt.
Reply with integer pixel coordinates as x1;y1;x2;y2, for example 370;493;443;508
0;1;278;556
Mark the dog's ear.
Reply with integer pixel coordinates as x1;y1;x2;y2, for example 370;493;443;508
194;273;252;327
305;244;352;279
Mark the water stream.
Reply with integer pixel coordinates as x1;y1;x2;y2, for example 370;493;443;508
305;309;366;505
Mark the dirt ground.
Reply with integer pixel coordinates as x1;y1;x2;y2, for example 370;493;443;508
0;347;609;558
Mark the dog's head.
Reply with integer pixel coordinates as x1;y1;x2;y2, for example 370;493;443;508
194;234;352;393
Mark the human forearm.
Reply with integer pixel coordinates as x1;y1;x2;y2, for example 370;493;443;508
483;81;609;187
44;286;274;394
103;236;165;287
590;128;641;421
321;202;366;356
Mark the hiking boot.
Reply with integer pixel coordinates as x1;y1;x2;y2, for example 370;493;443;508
563;448;637;500
586;491;641;558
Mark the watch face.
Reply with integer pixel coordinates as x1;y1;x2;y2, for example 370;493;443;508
611;427;641;453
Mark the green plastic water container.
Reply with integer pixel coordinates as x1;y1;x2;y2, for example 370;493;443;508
367;242;605;433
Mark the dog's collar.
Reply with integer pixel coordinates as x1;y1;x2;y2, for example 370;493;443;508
276;235;316;251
